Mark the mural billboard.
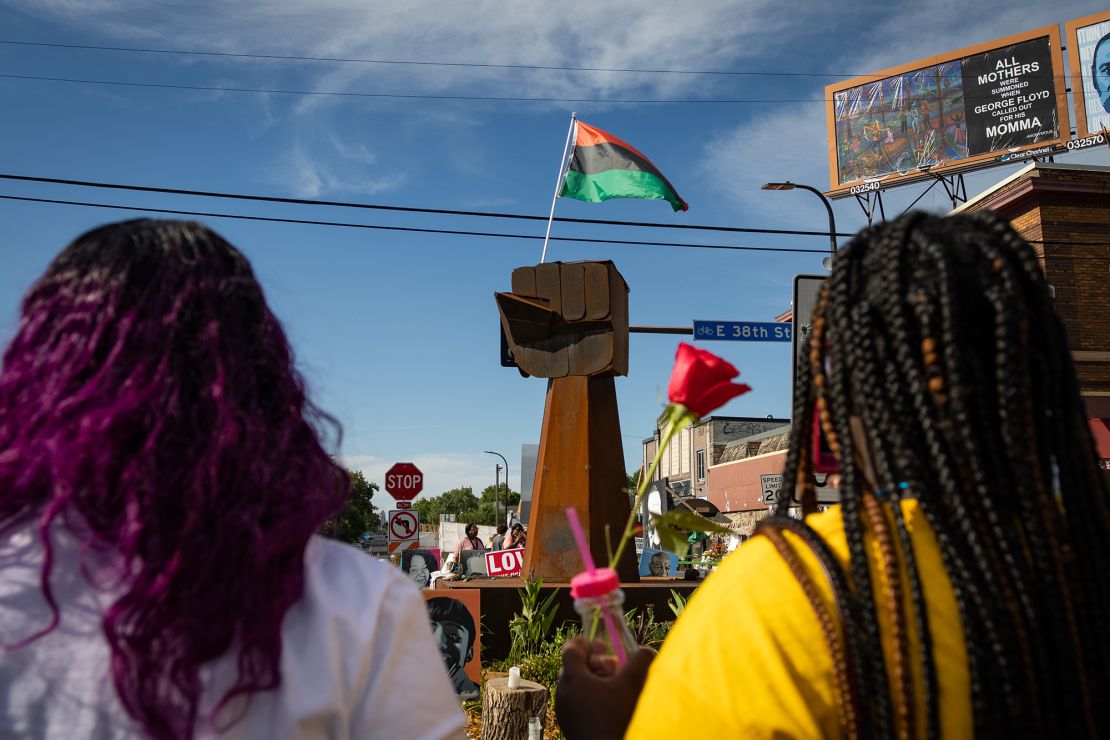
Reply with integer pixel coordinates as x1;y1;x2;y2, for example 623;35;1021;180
825;26;1069;195
1066;10;1110;139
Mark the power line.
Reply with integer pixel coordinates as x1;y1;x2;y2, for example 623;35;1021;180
0;173;855;238
3;193;1107;259
2;194;1101;257
0;38;1074;84
0;38;944;79
0;193;833;254
0;72;1070;106
0;72;826;104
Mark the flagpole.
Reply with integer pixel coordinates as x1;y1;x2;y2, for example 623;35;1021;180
540;112;577;264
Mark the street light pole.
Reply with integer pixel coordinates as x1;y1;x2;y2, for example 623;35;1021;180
494;464;501;527
761;181;838;266
483;450;509;527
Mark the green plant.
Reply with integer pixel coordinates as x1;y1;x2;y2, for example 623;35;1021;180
668;589;688;619
515;624;579;695
624;606;674;649
507;576;562;665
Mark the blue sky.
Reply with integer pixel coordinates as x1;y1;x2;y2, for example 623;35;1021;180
1;0;1106;511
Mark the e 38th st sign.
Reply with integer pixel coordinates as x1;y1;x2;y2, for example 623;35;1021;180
693;320;792;342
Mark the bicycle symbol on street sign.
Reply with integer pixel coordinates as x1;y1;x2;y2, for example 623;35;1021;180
693;321;791;342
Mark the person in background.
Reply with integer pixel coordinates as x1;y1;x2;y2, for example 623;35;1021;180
0;220;465;739
452;522;485;561
506;522;527;550
491;524;508;551
557;212;1110;739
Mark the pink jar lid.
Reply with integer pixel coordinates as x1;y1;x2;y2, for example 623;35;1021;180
570;567;620;598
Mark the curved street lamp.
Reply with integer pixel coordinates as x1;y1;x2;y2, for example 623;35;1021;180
761;181;838;269
483;450;509;527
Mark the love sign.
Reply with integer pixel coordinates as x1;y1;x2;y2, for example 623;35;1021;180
484;548;525;578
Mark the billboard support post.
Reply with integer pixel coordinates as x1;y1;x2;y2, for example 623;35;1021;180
853;188;886;226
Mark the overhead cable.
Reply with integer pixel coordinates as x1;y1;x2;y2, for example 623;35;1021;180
0;194;832;254
0;173;855;238
0;38;987;79
0;72;1070;105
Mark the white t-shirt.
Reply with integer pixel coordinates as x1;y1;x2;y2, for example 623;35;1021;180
0;517;466;739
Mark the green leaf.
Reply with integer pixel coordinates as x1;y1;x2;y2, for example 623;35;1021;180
653;521;690;558
668;589;688;619
652;509;733;536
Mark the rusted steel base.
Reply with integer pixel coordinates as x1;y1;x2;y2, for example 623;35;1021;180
522;375;639;583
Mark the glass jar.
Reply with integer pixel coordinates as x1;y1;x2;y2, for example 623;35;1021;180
570;567;638;666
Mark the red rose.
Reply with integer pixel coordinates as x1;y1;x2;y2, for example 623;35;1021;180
667;343;751;418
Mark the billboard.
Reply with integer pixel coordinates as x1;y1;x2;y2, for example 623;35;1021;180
825;26;1069;196
1066;10;1110;139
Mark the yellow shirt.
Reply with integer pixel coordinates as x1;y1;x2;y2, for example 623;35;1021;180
626;500;970;738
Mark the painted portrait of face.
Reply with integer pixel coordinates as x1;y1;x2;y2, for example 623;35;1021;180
650;552;670;576
639;548;678;578
402;549;438;589
407;553;431;588
1095;34;1110;113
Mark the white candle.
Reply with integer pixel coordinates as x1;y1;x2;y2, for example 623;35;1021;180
508;666;521;689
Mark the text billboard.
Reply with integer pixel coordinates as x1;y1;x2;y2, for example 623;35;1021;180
825;26;1068;196
1066;10;1110;139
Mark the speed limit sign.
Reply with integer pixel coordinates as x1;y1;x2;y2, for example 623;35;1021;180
760;474;783;504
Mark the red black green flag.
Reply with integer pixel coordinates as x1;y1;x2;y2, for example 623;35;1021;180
559;121;688;212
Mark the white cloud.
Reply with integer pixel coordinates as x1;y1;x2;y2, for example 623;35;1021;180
13;0;790;101
276;135;405;198
700;103;830;220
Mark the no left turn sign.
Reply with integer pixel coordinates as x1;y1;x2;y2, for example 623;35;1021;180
388;509;420;542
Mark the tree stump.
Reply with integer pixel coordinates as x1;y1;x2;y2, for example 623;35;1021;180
481;676;548;740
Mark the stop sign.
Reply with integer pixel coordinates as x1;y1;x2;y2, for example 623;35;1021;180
385;462;424;501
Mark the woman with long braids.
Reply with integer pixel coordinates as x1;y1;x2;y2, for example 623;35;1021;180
556;211;1110;738
0;220;465;738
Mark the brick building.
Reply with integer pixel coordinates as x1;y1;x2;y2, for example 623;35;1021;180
641;416;788;499
954;162;1110;469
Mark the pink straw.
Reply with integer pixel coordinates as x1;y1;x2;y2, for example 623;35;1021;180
564;506;628;667
565;506;596;574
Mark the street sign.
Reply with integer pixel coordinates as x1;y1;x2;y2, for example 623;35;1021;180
385;462;424;502
792;275;827;408
760;474;784;503
693;320;791;342
485;548;525;578
388;540;419;554
395;500;413;510
388;509;420;542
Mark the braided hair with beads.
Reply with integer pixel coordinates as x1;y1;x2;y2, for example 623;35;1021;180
757;211;1110;739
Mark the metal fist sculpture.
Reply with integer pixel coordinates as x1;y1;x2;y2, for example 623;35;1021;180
495;261;638;582
495;261;628;378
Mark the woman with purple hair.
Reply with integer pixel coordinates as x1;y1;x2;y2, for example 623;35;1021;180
0;220;466;739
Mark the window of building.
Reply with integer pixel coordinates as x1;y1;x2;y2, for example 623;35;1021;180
696;450;706;481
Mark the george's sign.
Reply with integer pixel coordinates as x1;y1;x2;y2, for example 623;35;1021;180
485;548;525;578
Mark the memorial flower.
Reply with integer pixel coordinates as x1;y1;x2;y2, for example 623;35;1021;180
667;343;751;419
610;343;751;567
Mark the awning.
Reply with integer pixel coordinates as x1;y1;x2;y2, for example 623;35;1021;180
674;496;732;525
